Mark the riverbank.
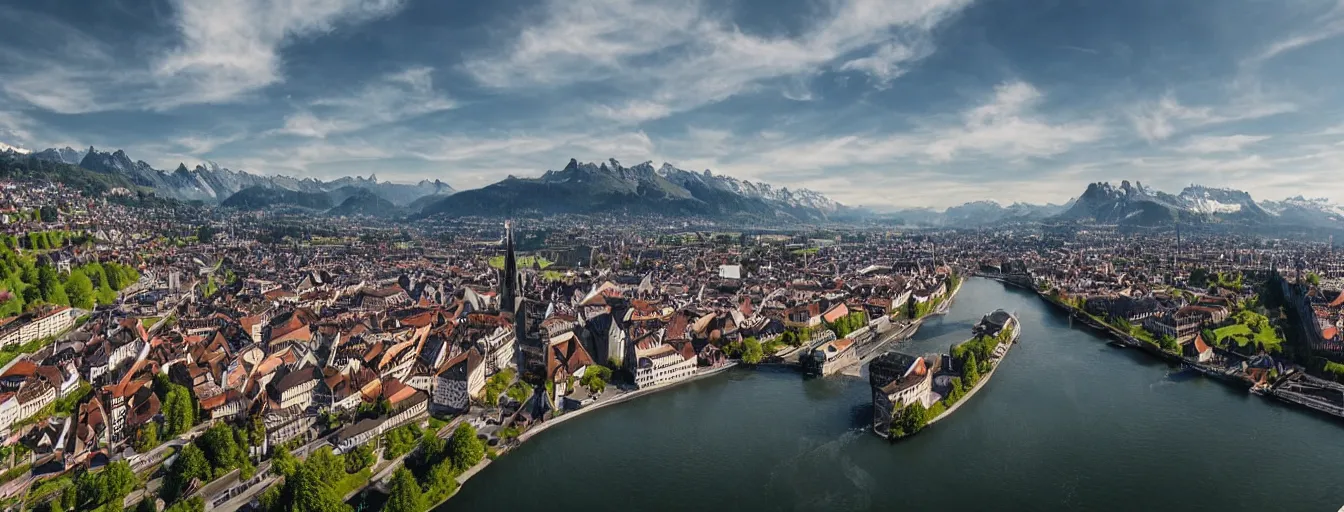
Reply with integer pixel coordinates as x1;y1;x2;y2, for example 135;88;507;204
980;275;1344;423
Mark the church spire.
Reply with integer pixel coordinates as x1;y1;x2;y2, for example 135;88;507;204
501;220;519;311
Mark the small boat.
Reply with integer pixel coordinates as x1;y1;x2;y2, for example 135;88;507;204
1107;339;1128;348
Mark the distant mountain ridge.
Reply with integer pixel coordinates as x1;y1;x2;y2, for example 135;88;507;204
16;145;454;206
1054;181;1277;226
420;158;845;220
875;200;1071;227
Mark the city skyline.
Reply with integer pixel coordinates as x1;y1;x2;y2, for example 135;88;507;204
2;0;1344;208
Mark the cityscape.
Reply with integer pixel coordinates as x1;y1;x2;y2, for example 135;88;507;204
3;0;1344;511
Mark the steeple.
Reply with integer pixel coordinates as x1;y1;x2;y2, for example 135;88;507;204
501;221;519;311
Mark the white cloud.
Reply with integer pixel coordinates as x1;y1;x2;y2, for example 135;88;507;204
839;41;932;86
1174;134;1271;154
464;0;971;121
152;0;406;109
1129;92;1295;142
1247;1;1344;63
278;66;454;138
0;0;407;114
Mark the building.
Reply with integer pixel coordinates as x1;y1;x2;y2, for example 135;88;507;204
632;337;697;389
801;337;857;377
432;349;484;413
0;306;79;349
869;352;936;434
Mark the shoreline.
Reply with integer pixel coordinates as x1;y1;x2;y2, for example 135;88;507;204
976;275;1344;423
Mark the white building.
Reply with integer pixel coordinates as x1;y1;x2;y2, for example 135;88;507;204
0;306;79;349
632;339;697;389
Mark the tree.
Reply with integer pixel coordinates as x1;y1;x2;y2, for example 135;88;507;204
346;442;376;474
897;402;929;437
580;365;611;394
741;337;764;364
447;423;485;471
76;460;138;510
63;270;95;309
166;444;210;502
1159;335;1180;353
133;422;160;453
271;445;299;478
1200;328;1218;345
385;468;425;512
165;496;205;512
38;205;58;223
962;353;979;385
136;497;157;512
37;266;68;305
162;385;195;437
424;460;459;501
278;463;350;512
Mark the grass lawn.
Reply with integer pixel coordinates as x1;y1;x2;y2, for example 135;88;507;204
140;316;162;329
487;255;552;270
791;247;820;256
1214;323;1283;352
540;270;567;282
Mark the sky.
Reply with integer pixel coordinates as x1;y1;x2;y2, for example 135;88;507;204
1;0;1343;209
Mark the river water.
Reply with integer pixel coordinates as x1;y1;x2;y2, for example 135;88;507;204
440;278;1344;512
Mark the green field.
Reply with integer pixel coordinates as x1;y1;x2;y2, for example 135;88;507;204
487;255;552;270
1213;312;1283;352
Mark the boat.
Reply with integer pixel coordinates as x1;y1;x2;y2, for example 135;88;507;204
1108;339;1128;348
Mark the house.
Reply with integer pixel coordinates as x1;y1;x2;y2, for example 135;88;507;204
546;332;595;397
0;306;79;349
432;348;484;413
632;337;698;389
869;352;936;433
1186;334;1215;363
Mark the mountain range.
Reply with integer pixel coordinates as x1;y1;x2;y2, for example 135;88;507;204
12;145;455;208
418;158;844;220
5;140;1344;229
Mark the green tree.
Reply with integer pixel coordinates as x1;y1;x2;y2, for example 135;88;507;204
897;402;929;437
75;460;138;510
424;460;459;502
133;422;160;453
271;445;299;478
165;444;210;502
165;496;205;512
1159;335;1180;353
63;270;95;309
136;497;157;512
346;442;376;474
162;385;195;437
741;337;764;364
37;266;69;305
447;423;485;471
385;467;425;512
278;463;351;512
962;353;979;385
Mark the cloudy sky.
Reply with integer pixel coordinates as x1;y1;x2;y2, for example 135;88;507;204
1;0;1342;208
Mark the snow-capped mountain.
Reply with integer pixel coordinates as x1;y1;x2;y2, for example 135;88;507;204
1260;196;1344;229
1058;181;1274;226
23;146;453;206
420;158;843;220
0;141;30;155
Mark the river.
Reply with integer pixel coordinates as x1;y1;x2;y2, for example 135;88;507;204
439;278;1344;511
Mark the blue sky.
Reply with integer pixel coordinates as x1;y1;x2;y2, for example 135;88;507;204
1;0;1342;208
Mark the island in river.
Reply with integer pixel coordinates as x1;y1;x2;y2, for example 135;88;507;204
870;308;1020;438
